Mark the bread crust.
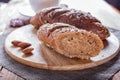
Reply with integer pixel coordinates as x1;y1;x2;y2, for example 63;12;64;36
37;23;104;59
31;7;110;40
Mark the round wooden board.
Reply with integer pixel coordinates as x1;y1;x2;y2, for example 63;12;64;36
5;25;120;70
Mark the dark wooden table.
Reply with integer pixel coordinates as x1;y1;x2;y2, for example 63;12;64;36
0;66;24;80
0;0;120;80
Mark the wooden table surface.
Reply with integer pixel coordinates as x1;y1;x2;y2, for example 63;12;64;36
0;0;120;80
0;66;24;80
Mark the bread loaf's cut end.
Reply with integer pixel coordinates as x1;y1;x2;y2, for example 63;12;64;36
37;23;104;60
53;31;103;59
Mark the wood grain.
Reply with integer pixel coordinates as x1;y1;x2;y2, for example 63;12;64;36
112;71;120;80
0;67;24;80
0;0;119;79
4;25;120;70
0;66;24;80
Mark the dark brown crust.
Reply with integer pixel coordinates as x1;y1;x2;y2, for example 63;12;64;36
31;7;110;40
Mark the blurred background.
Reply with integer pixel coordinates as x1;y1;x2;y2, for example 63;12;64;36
0;0;120;10
0;0;120;31
105;0;120;10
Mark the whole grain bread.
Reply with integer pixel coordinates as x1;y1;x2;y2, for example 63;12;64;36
37;23;104;59
31;7;110;40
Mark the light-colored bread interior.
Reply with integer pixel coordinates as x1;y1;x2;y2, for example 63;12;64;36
37;23;104;59
52;31;103;59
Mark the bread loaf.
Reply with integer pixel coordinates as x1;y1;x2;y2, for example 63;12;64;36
31;7;110;40
37;23;104;59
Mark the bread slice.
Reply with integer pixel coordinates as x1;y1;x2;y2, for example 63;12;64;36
37;23;104;59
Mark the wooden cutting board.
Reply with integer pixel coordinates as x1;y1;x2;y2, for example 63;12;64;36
5;25;120;70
